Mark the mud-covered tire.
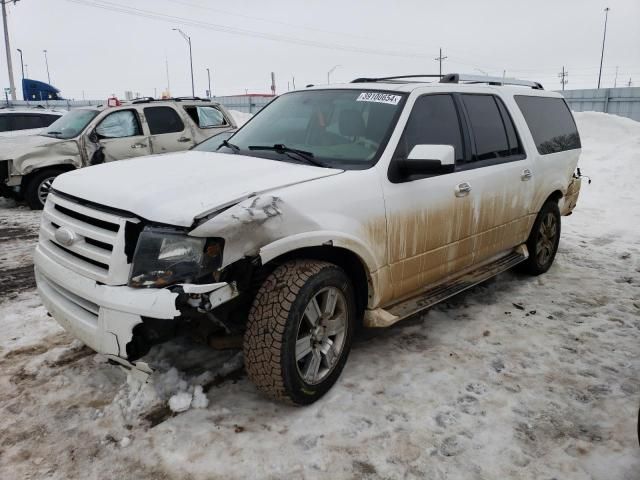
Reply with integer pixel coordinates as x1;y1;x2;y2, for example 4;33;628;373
24;168;63;210
243;259;356;405
519;200;561;275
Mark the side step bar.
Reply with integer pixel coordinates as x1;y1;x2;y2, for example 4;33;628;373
364;246;528;328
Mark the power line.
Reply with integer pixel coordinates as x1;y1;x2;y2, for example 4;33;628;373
65;0;437;61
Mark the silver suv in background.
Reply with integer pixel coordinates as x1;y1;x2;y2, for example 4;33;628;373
0;98;236;209
0;107;64;138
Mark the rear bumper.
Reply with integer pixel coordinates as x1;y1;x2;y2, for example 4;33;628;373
35;245;180;358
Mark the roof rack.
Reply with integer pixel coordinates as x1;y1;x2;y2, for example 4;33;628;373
128;96;212;104
440;73;544;90
351;74;442;83
351;73;543;90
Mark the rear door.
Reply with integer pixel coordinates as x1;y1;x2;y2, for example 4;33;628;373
454;93;534;265
92;109;151;161
143;106;194;153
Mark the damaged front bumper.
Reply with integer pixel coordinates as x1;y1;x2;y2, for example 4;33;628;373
34;245;238;366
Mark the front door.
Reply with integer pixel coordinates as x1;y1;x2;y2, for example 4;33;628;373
143;106;195;154
89;109;151;162
382;93;475;303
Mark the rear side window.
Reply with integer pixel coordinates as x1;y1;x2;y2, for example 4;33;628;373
12;114;44;130
515;96;581;154
395;94;464;161
40;114;60;127
184;106;227;128
0;116;8;132
144;107;185;135
461;94;522;161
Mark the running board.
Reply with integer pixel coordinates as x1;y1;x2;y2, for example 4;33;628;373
363;246;528;328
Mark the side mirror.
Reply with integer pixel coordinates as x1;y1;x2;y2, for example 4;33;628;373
404;144;455;175
88;130;99;143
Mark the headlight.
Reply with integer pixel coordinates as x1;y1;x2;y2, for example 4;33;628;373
129;227;224;288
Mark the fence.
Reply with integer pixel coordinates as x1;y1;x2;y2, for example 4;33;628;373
559;87;640;122
2;95;274;114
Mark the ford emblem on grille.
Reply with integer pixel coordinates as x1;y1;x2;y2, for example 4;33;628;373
55;227;77;247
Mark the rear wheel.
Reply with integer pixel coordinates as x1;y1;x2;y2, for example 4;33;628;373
243;260;356;405
24;169;64;210
519;200;561;275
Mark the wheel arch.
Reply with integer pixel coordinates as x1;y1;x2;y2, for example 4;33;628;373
21;163;76;190
259;243;373;320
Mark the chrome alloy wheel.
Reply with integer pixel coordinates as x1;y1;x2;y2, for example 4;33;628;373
295;286;348;385
37;177;56;207
536;212;558;266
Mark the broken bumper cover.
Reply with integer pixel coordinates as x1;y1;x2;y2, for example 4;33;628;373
34;245;236;360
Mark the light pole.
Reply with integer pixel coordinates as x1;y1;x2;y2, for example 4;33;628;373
206;67;211;98
173;28;195;97
327;64;341;84
1;0;18;100
597;7;610;89
43;49;51;84
16;47;23;79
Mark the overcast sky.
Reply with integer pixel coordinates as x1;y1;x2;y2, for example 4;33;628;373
2;0;639;99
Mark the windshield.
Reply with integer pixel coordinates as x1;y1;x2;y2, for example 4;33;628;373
42;109;99;139
192;130;235;152
222;89;406;168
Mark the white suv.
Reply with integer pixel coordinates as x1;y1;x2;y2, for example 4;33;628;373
34;74;582;404
0;98;235;209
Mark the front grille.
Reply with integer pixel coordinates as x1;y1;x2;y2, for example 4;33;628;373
39;192;140;285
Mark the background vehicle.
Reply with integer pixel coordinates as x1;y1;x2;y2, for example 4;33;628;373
0;98;236;209
34;74;583;405
0;107;63;138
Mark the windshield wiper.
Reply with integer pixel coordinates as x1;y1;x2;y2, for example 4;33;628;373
248;144;326;168
45;131;62;136
221;139;240;153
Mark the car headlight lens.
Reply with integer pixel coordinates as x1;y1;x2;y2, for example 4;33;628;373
129;227;224;288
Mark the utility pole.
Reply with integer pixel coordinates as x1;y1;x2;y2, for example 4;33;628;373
597;7;610;89
1;0;18;100
165;54;170;96
43;49;51;84
628;78;633;87
292;76;296;89
206;67;211;98
434;48;447;78
558;66;568;91
613;66;618;88
172;28;195;97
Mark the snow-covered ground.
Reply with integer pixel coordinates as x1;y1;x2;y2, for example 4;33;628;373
0;112;639;479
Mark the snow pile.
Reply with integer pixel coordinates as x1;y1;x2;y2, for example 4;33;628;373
228;109;253;127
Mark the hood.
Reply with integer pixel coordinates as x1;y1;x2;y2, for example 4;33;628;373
52;151;343;227
0;134;64;159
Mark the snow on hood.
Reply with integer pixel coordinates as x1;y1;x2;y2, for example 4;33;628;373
52;151;343;227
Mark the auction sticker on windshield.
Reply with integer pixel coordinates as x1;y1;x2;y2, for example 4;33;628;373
356;92;402;105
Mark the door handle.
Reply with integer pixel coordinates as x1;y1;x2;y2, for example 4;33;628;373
455;182;472;197
131;143;147;149
178;137;192;143
521;168;533;181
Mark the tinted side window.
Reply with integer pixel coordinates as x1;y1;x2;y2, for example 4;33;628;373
12;115;43;130
515;96;581;154
396;94;464;161
0;116;8;132
40;114;60;127
461;94;513;161
144;107;185;134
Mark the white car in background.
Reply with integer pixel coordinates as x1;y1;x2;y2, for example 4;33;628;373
0;98;236;209
0;107;64;138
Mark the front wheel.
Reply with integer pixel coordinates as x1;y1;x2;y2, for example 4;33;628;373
24;169;64;210
519;200;561;275
243;260;356;405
